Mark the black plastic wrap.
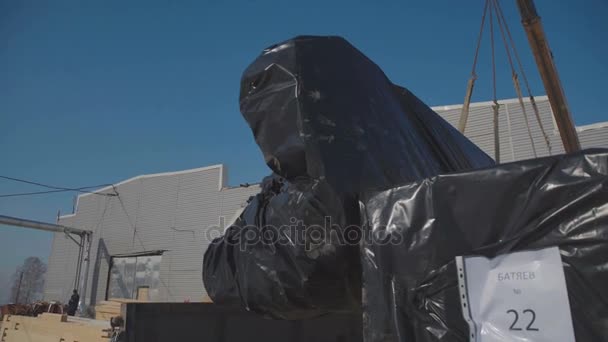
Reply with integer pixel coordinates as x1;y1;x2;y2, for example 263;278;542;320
204;35;494;319
204;175;361;319
238;36;494;192
361;149;608;341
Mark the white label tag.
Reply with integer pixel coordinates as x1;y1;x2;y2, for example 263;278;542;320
455;247;575;342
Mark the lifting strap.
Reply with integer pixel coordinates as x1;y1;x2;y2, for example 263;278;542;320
460;0;554;162
493;0;553;155
492;101;501;163
459;0;490;133
489;0;501;163
492;0;537;158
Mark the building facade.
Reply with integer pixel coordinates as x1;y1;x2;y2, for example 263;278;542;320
432;96;608;162
44;165;260;305
44;96;608;306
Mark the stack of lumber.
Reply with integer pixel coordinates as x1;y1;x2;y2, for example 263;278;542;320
95;298;149;321
0;313;111;342
95;300;124;321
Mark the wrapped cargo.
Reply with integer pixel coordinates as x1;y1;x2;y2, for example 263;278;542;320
203;35;494;319
361;149;608;341
204;175;361;319
238;36;494;192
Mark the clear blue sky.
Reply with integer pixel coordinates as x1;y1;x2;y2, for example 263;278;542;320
0;0;606;303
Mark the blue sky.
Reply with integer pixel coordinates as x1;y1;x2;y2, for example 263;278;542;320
0;0;606;303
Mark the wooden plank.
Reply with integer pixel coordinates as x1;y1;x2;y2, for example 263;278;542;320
107;298;148;303
136;287;149;301
37;313;67;322
94;312;116;322
95;308;121;313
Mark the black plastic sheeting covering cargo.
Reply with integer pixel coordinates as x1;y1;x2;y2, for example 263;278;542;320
203;35;494;320
204;175;362;319
361;149;608;342
238;36;494;192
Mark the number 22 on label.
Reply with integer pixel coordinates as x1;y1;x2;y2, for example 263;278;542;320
506;309;539;331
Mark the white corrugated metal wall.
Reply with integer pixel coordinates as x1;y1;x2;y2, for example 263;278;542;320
43;165;260;304
577;123;608;149
433;96;608;161
432;96;564;162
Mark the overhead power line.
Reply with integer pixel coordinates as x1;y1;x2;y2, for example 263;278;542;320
0;175;116;197
112;186;147;251
108;186;174;298
1;188;86;198
0;185;118;198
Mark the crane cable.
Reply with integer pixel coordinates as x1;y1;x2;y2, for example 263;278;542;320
458;0;490;133
491;0;537;158
459;0;501;162
459;0;554;162
489;0;501;163
492;0;552;155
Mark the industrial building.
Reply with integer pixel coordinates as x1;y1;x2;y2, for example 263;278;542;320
43;96;608;306
433;95;608;162
43;165;260;305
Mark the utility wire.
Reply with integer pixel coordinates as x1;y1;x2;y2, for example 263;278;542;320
0;186;114;198
110;186;175;299
0;175;116;197
1;189;74;198
112;186;147;252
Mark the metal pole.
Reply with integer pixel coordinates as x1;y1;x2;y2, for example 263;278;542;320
0;214;91;236
78;233;92;314
0;214;93;312
74;236;84;290
14;272;23;304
